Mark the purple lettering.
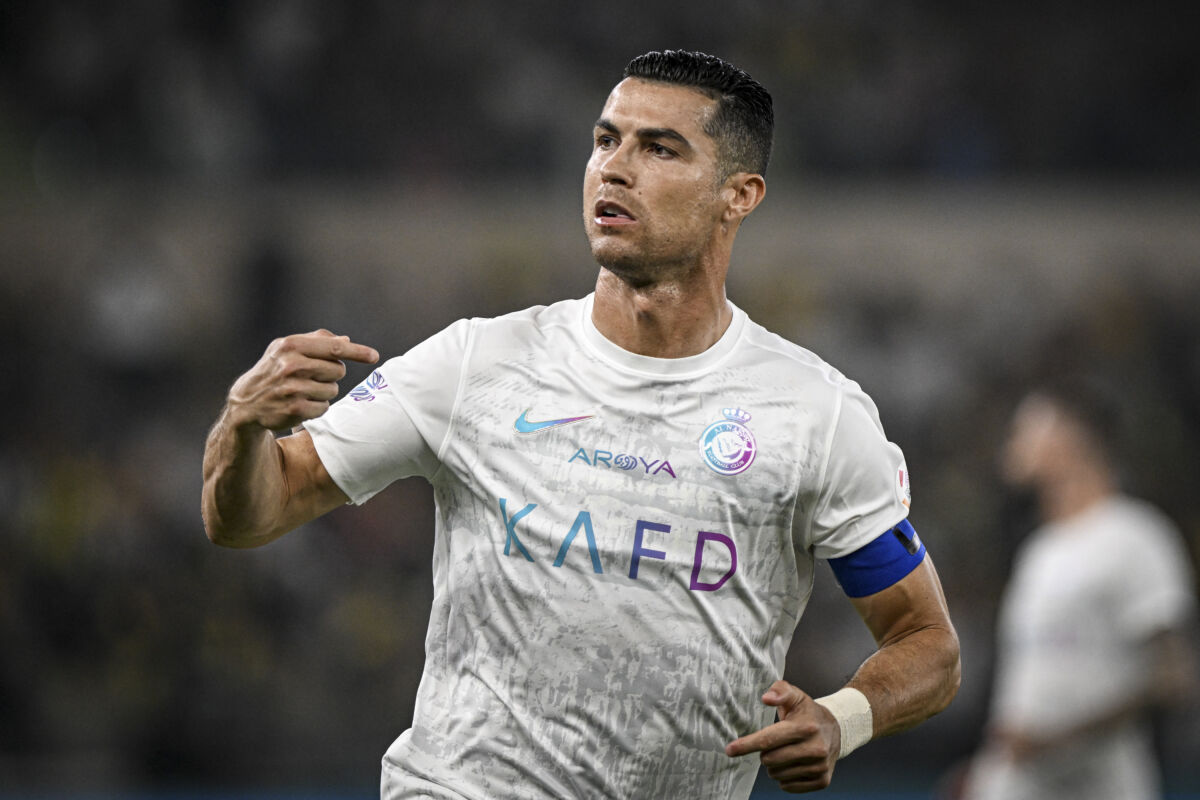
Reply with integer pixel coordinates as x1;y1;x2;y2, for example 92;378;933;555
629;520;670;579
690;531;737;591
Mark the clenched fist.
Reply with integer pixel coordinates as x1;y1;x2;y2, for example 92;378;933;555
226;329;379;431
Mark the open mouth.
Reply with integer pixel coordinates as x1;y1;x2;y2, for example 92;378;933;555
594;201;636;225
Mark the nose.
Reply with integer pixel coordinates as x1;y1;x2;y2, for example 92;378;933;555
596;142;632;186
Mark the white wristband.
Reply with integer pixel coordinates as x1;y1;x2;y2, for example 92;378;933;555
814;687;873;759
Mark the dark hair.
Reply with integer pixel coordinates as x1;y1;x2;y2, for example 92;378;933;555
1029;375;1123;459
623;50;774;179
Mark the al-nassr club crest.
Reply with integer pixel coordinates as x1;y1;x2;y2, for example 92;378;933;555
699;407;757;476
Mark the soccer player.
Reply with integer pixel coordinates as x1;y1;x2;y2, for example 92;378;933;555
202;50;960;798
960;380;1198;800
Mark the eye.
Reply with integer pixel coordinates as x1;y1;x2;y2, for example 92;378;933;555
595;134;617;149
648;142;676;158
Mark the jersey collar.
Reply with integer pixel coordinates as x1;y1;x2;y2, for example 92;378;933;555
579;292;746;378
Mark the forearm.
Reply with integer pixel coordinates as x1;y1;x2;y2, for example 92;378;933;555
847;623;961;738
723;618;958;787
201;330;376;547
201;406;290;548
846;558;961;741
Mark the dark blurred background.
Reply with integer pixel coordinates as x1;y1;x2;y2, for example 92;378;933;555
1;1;1198;797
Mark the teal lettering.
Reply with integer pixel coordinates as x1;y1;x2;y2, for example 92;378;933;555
499;498;536;561
553;511;603;573
567;449;592;466
593;450;613;467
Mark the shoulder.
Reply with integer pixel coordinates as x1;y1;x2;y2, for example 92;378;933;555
736;313;864;401
1037;496;1194;590
389;297;583;367
1084;496;1179;542
470;297;584;348
736;314;892;445
480;296;584;327
1097;496;1198;626
1099;496;1190;559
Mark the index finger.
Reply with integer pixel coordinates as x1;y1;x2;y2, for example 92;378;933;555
299;331;380;364
725;719;812;757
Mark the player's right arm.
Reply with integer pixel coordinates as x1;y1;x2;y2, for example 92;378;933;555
986;624;1198;762
201;330;379;548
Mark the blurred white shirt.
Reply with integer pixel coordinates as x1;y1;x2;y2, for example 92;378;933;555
967;495;1196;800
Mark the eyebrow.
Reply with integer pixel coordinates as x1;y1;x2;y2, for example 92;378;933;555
594;118;694;150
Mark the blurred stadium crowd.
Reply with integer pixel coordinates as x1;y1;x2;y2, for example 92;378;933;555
1;0;1199;795
4;1;1199;183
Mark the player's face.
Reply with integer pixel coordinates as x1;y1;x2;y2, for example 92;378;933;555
582;78;729;282
1001;396;1079;487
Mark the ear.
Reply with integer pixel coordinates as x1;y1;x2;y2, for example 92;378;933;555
722;173;767;224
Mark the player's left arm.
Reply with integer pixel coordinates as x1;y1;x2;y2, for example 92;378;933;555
844;554;961;737
726;554;959;792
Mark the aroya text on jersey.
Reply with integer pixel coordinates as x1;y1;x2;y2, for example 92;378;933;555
566;447;677;478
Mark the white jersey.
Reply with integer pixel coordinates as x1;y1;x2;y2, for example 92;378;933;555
967;496;1196;800
305;294;910;800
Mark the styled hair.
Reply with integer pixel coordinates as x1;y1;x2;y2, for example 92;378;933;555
623;50;774;179
1029;375;1123;460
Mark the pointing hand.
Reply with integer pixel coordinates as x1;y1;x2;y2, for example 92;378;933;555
226;330;380;431
725;680;841;793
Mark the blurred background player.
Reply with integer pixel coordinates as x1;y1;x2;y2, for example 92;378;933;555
960;377;1199;800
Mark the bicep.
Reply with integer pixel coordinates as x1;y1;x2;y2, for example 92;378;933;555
276;430;351;533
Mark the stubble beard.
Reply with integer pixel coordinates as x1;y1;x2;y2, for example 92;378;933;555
588;229;704;289
593;247;656;288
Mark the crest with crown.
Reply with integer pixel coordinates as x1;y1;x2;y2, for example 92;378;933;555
699;406;758;475
721;407;752;424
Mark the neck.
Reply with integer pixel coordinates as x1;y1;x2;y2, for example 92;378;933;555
591;269;733;358
1038;468;1116;524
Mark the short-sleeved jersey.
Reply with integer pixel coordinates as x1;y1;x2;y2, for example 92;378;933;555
305;295;910;800
967;496;1197;800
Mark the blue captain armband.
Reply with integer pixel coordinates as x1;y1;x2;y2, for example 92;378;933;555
827;519;926;598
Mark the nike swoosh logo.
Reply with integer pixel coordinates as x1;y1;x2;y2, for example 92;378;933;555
514;409;594;434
